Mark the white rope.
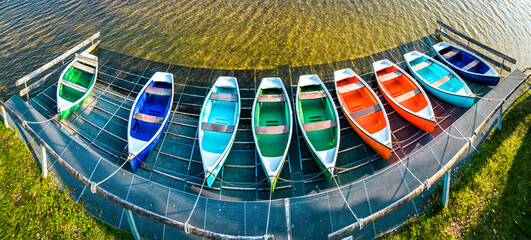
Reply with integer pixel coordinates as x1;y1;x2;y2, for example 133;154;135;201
332;176;360;224
184;174;207;235
399;161;424;187
264;187;273;240
23;114;59;125
90;156;131;193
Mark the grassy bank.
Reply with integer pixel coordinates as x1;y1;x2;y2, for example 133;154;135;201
386;91;531;239
0;125;131;239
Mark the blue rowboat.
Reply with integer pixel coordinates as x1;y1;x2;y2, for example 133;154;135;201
127;72;174;170
433;42;500;86
252;77;293;192
199;76;240;187
404;51;475;108
296;75;340;183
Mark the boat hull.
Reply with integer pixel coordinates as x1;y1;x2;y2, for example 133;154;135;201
341;108;391;159
130;120;169;170
58;90;91;120
383;92;435;132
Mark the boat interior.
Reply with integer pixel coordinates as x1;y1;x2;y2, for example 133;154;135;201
130;81;172;141
255;88;290;157
201;86;238;154
377;66;428;113
409;56;466;94
439;46;490;74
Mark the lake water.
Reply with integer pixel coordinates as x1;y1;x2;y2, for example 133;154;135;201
0;0;530;96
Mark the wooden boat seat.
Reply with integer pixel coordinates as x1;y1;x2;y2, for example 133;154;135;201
337;82;364;94
211;92;238;102
258;94;286;103
431;74;453;88
302;119;337;132
299;90;327;100
201;122;235;133
133;112;165;124
442;49;460;59
145;86;172;96
255;125;289;135
394;88;421;103
349;104;381;119
72;62;97;75
60;79;89;93
75;53;98;67
379;71;402;82
411;60;433;72
461;59;480;71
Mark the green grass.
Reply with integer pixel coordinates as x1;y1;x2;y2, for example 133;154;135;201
385;91;531;239
0;125;132;239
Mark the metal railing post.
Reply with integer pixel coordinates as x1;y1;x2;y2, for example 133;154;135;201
498;105;503;130
126;209;141;240
42;145;48;178
1;105;7;127
442;169;451;208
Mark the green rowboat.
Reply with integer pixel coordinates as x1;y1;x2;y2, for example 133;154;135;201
296;75;340;183
252;77;293;192
56;53;98;120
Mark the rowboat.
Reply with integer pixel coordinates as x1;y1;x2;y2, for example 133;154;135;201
373;59;436;133
433;42;500;86
404;51;475;108
296;75;340;182
334;69;392;160
252;78;293;192
199;76;240;187
127;72;174;170
56;53;98;120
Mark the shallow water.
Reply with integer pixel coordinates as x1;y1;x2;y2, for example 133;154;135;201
0;0;530;95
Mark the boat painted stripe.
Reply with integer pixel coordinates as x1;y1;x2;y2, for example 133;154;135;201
298;90;327;100
60;79;89;93
201;122;235;133
72;62;96;74
133;112;165;124
461;59;480;71
257;94;286;102
211;92;238;102
394;88;421;103
302;119;337;132
442;48;460;59
337;82;363;94
255;125;289;135
145;86;172;96
431;74;453;88
411;60;433;72
379;70;402;82
349;104;381;119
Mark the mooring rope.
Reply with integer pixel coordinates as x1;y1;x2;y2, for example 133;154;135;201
264;187;273;240
22;114;59;125
90;155;133;193
184;175;207;234
332;176;361;226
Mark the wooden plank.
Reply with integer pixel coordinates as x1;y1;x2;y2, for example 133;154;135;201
72;62;96;74
394;88;421;103
337;82;363;94
201;122;235;133
411;60;433;72
436;20;516;64
432;74;453;88
83;40;100;54
60;80;88;93
302;119;337;132
133;112;165;124
442;49;460;59
461;59;480;71
145;86;172;96
436;29;511;73
15;32;100;86
255;125;289;135
211;92;238;102
298;90;327;100
257;94;286;103
75;53;98;67
349;104;381;119
378;71;402;82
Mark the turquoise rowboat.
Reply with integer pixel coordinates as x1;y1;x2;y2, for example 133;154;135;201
296;75;340;183
252;77;293;192
56;53;98;120
199;76;240;187
403;51;474;108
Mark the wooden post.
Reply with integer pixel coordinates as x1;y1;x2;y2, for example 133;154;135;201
499;59;505;75
42;145;48;178
126;209;141;240
442;170;451;208
1;105;7;127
